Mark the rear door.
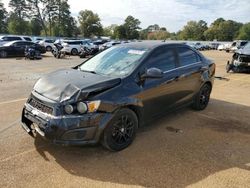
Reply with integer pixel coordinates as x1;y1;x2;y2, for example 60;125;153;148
175;46;205;103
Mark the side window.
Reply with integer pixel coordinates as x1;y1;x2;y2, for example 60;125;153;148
147;47;176;72
24;37;32;41
14;42;27;46
12;37;22;41
45;40;54;43
177;47;199;66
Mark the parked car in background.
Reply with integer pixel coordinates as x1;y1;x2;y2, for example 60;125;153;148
34;37;44;44
226;40;248;53
99;41;121;51
39;39;55;51
217;44;225;51
0;35;32;46
92;40;107;46
209;42;220;50
186;42;206;51
61;40;98;55
0;41;46;58
226;42;250;73
21;42;215;151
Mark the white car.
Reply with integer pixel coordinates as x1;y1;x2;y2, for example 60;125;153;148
217;44;225;51
0;35;32;46
61;40;97;55
39;39;55;51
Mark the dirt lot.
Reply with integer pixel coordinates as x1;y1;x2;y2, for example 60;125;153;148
0;51;250;188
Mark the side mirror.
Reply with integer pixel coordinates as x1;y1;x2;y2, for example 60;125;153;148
141;67;163;79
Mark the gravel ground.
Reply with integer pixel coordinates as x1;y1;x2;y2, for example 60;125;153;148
0;51;250;188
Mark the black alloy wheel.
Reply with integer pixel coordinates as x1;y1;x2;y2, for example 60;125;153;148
192;84;211;111
102;108;138;151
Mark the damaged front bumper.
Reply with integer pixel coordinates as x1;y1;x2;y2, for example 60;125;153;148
21;102;113;146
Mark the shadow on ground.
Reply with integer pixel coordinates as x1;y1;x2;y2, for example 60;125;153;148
34;99;250;187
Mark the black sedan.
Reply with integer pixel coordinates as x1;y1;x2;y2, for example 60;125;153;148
0;41;46;58
21;42;215;151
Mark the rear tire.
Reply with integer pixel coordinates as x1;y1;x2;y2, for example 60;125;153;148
71;48;78;55
46;46;52;51
192;84;212;111
226;61;232;73
102;108;138;151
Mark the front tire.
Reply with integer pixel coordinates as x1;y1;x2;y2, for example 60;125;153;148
102;108;138;151
192;84;212;111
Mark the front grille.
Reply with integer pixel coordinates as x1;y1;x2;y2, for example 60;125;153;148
28;97;53;115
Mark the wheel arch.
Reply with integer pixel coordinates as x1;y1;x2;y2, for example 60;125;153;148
124;105;143;128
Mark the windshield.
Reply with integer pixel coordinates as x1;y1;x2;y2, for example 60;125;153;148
79;46;147;77
243;42;250;50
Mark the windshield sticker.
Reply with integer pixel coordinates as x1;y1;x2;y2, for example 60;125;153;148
128;49;146;55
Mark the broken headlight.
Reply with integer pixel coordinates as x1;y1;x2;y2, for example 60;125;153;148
64;100;101;115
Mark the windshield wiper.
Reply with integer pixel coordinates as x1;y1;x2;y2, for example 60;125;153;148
80;69;97;74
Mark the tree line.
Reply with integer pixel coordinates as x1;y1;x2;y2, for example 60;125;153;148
0;0;249;41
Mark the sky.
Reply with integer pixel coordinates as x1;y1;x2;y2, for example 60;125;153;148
2;0;250;32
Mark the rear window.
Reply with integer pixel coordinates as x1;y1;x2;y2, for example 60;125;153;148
177;47;200;66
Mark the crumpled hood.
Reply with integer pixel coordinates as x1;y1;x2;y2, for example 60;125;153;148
33;69;121;102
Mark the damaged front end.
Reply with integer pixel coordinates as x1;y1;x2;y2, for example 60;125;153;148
21;69;121;145
226;49;250;73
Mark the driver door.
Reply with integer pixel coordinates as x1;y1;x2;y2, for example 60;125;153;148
136;46;180;119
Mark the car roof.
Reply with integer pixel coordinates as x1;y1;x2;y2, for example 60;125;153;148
119;41;186;50
63;40;82;42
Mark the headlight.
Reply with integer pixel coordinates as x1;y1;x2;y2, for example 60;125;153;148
77;102;88;114
64;100;101;115
64;104;73;114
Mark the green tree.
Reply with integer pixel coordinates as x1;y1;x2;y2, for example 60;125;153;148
139;29;148;40
54;0;76;37
237;23;250;40
7;13;30;35
147;24;160;32
78;10;103;37
103;24;118;38
204;18;242;41
26;0;49;36
0;1;8;33
123;15;141;39
9;0;27;19
30;18;43;35
8;0;30;34
147;30;171;40
114;25;126;39
179;20;208;40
